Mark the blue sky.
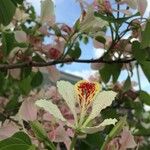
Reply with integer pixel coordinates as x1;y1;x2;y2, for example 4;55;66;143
27;0;149;92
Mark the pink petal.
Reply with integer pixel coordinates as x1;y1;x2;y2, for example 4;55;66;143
119;127;137;149
91;62;104;70
19;99;37;121
9;69;21;80
48;125;72;150
0;122;19;140
93;39;104;49
137;0;147;16
47;66;60;82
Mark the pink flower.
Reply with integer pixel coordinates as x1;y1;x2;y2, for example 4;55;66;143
106;127;137;150
0;122;19;140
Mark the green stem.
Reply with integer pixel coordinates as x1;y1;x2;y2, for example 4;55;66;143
100;135;110;150
70;133;77;150
44;138;56;150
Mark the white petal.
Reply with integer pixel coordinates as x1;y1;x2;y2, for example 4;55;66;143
15;31;27;43
41;0;55;25
36;99;66;122
84;91;117;125
137;0;147;16
57;81;77;122
82;118;117;134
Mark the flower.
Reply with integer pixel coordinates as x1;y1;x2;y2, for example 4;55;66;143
35;80;117;134
118;0;147;16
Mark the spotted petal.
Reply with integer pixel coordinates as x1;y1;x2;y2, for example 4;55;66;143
36;99;66;122
57;81;77;122
82;118;117;134
84;91;117;126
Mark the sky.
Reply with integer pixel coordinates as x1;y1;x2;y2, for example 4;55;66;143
27;0;150;92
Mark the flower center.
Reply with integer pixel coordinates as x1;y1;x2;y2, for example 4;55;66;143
75;80;100;109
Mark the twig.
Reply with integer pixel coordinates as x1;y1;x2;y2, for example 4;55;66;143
0;58;136;70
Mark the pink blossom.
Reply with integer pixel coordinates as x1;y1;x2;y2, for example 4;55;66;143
0;122;19;140
19;98;37;121
106;127;137;150
48;125;72;150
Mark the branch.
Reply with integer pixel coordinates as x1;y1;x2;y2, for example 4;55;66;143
0;58;136;70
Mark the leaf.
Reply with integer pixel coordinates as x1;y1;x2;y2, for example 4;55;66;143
0;132;36;150
123;76;131;92
82;118;117;134
2;32;15;56
95;36;106;45
139;91;150;106
30;121;47;141
36;99;66;122
111;64;122;83
31;71;43;88
99;64;111;83
99;64;122;83
108;117;127;139
84;91;117;125
30;121;56;150
0;0;16;25
94;12;140;25
11;0;23;5
19;76;32;95
132;41;147;62
141;20;150;48
68;43;81;59
12;132;32;145
140;61;150;82
57;81;77;122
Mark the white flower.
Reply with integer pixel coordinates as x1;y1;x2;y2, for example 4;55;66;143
40;0;55;26
36;80;117;134
119;0;147;16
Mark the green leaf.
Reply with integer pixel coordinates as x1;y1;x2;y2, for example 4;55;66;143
30;121;56;150
31;71;43;88
12;132;32;145
52;25;61;36
95;36;106;44
68;43;81;59
19;76;32;95
2;32;15;56
0;132;36;150
132;41;147;62
11;0;24;5
99;64;122;83
94;12;140;24
111;64;122;83
140;61;150;82
99;64;111;83
141;20;150;48
0;0;16;25
139;91;150;106
123;76;131;92
30;121;47;141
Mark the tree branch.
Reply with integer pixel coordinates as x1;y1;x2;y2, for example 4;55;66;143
0;58;136;70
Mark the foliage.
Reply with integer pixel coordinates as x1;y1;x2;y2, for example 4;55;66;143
0;0;150;150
